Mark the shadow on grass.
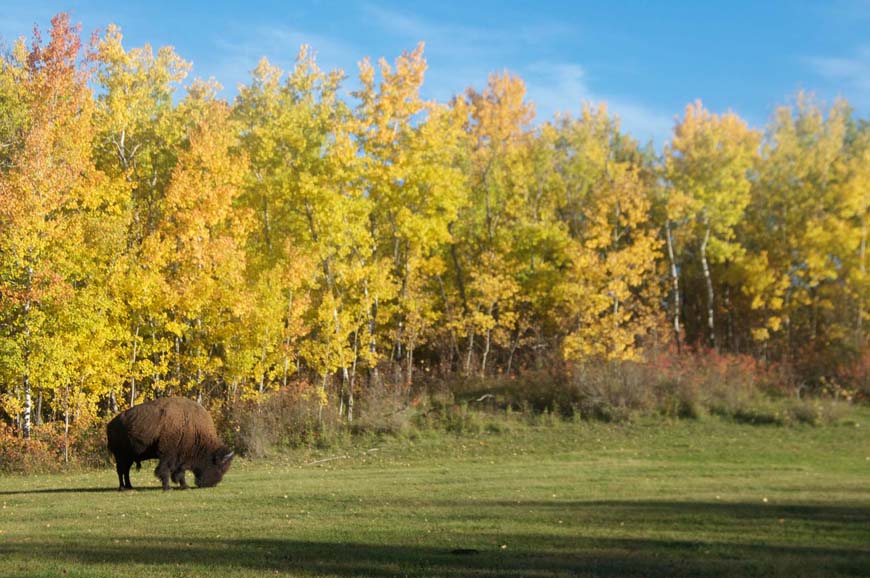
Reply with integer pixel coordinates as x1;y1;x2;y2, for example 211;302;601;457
1;534;869;578
441;499;870;524
0;486;164;495
1;499;868;576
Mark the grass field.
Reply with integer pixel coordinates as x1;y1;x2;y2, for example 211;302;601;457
1;411;869;578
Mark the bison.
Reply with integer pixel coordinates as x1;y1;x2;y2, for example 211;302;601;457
107;396;233;491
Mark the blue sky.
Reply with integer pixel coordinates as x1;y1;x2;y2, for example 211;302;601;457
2;1;869;145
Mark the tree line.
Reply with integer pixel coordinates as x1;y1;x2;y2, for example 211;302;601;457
2;14;868;437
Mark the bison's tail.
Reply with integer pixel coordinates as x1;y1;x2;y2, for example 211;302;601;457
135;461;141;471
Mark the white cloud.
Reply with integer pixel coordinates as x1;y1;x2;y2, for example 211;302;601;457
523;62;673;145
362;3;570;59
208;23;362;96
362;4;673;143
204;4;674;144
809;46;870;107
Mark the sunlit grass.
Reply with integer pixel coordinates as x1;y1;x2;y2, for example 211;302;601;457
1;411;868;577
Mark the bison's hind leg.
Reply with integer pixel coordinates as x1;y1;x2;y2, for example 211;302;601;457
155;460;172;491
171;468;189;490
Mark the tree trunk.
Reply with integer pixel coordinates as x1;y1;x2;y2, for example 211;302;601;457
464;332;475;376
282;292;295;389
35;390;42;426
63;383;70;464
262;187;272;252
258;343;267;396
368;293;379;387
348;334;358;423
481;331;492;377
174;335;181;388
506;328;520;376
23;375;31;439
129;324;140;406
282;352;289;388
700;226;716;349
858;218;867;346
393;320;404;383
340;364;350;417
535;328;545;370
392;237;405;383
436;274;461;374
150;320;161;392
22;288;32;439
318;374;328;425
665;220;682;353
725;285;734;351
331;306;351;414
448;225;468;315
481;308;493;378
613;293;620;326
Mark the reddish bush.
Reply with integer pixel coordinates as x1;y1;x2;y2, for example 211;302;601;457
0;419;110;473
835;348;870;404
0;424;60;473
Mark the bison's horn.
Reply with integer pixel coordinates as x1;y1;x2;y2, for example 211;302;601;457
223;451;234;463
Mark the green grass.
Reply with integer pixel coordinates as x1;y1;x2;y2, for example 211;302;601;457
1;411;869;577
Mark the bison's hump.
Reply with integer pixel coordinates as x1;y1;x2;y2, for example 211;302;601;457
107;396;221;458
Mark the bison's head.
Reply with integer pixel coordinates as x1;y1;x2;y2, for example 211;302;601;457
194;447;234;488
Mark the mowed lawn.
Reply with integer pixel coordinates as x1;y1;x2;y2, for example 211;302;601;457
1;412;869;578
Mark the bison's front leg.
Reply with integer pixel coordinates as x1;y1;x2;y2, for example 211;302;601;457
116;460;134;491
171;468;189;490
155;460;172;491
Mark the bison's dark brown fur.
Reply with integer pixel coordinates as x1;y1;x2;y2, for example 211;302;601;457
107;397;233;491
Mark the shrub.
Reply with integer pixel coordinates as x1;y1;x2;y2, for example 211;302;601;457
656;378;704;419
441;370;580;417
0;420;110;473
412;395;482;434
579;361;652;419
351;383;416;437
786;399;850;426
788;399;824;425
713;400;786;426
832;350;870;404
223;383;335;457
409;348;853;427
0;425;57;473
